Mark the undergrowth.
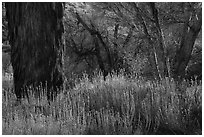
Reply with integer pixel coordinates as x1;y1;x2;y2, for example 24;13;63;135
2;73;202;135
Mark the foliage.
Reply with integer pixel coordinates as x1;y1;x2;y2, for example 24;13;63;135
61;2;202;81
2;52;11;74
2;2;202;80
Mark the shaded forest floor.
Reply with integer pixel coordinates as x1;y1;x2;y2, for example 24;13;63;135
2;73;202;135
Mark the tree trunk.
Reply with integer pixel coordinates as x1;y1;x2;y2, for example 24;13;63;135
75;12;109;79
5;2;65;101
173;7;202;80
93;35;108;79
132;3;162;80
149;2;169;78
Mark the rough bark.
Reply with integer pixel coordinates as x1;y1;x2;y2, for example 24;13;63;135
173;6;202;80
5;2;65;101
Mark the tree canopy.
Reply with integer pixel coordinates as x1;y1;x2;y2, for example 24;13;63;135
2;2;202;82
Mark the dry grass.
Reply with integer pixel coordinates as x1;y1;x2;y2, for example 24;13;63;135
2;73;202;135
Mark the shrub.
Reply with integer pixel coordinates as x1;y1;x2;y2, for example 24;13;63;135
2;52;12;74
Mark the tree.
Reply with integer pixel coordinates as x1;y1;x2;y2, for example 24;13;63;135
61;2;202;82
172;3;202;80
5;2;65;101
113;2;202;80
65;3;114;80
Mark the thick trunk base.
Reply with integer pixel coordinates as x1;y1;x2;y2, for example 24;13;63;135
5;3;65;101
